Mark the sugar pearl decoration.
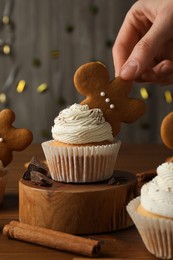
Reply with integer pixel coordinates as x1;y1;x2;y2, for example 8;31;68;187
100;91;115;109
0;137;3;142
105;98;110;103
100;92;105;97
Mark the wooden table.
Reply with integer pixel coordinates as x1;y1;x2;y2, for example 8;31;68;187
0;143;172;260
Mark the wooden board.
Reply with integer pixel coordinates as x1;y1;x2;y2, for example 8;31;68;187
19;170;137;234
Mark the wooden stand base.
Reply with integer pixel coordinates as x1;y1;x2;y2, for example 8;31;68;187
19;171;137;234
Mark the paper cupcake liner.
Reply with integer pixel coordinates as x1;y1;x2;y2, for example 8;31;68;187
42;140;121;183
0;171;8;204
127;197;173;259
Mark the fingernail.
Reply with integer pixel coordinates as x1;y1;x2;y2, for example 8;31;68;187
120;60;138;80
160;64;173;75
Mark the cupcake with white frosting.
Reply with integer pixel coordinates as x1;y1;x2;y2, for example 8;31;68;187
127;162;173;259
42;103;121;183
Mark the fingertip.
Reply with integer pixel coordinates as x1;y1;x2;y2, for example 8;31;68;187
120;60;138;81
159;64;173;76
115;69;120;78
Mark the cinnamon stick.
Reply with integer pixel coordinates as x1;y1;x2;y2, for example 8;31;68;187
3;221;102;257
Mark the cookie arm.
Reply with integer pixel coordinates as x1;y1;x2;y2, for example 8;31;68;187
6;128;33;151
122;98;146;123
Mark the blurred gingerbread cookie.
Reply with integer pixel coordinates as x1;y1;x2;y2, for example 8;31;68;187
160;111;173;150
74;62;146;136
137;111;173;184
0;109;33;167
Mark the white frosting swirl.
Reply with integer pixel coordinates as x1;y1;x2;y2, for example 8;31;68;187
141;162;173;218
51;103;114;144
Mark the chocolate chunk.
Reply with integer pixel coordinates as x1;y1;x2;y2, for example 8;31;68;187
23;169;31;180
22;156;50;181
108;175;127;185
30;171;53;186
28;156;49;176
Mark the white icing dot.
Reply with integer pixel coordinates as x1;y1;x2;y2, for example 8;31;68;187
110;104;115;109
105;98;110;103
0;137;3;142
100;92;105;97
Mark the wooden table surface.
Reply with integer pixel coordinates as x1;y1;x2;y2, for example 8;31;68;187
0;143;172;260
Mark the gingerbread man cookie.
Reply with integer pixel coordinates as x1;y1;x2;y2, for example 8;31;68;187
160;111;173;150
74;62;146;136
0;109;33;167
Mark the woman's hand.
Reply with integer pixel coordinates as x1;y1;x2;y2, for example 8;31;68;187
112;0;173;84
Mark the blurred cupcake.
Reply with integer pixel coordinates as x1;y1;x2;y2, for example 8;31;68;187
0;160;8;204
127;162;173;259
42;103;121;183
